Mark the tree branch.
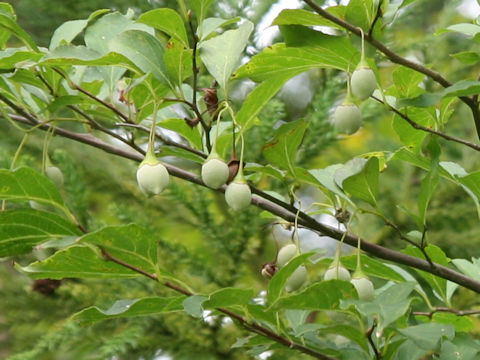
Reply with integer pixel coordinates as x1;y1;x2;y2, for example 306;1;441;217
302;0;480;140
413;307;480;318
99;246;336;360
5;113;480;294
372;96;480;152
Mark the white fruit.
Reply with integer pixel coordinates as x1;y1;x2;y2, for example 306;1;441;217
285;266;307;292
277;244;298;268
225;181;251;210
45;166;64;187
324;264;351;281
201;158;229;189
136;161;169;196
334;103;362;135
351;67;376;100
351;276;375;301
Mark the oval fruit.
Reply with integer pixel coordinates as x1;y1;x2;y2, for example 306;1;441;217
225;181;251;210
285;265;307;292
324;264;351;281
351;67;376;100
334;104;362;135
351;276;375;301
45;166;64;187
201;158;229;189
136;161;169;196
277;244;298;268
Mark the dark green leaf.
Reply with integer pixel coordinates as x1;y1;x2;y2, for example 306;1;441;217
274;280;356;310
398;323;454;350
0;208;80;257
203;288;254;309
183;295;207;318
72;296;186;323
267;252;314;305
334;157;379;206
199;21;253;90
138;8;189;47
109;30;171;86
0;167;65;209
403;245;449;302
236;74;292;128
263;119;308;176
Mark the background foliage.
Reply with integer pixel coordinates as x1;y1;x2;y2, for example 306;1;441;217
1;0;480;359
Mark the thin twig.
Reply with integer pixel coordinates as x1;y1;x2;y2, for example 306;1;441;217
52;68;131;123
413;307;480;318
372;96;480;152
99;247;336;360
368;0;383;38
115;122;207;158
187;12;212;152
366;320;381;359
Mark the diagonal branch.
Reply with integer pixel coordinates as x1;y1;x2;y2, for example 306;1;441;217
302;0;480;140
371;96;480;152
5;112;480;294
99;246;336;360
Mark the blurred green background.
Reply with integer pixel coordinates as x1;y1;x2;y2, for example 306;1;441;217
1;0;480;359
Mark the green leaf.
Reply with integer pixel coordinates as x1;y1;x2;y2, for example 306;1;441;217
273;280;356;310
334;157;379;206
109;30;171;86
398;323;454;350
451;51;480;65
321;254;406;282
452;258;480;281
321;324;370;353
442;80;480;97
158;118;203;149
203;288;254;309
345;0;375;31
137;8;189;47
309;164;350;204
72;296;186;323
186;0;215;23
272;8;345;30
199;21;253;90
183;295;207;318
430;312;474;333
18;245;138;279
0;167;65;209
234;29;358;82
164;38;193;86
0;208;81;257
19;224;161;279
436;23;480;37
267;252;314;305
84;12;153;55
0;13;38;51
198;17;241;40
417;160;440;228
0;48;43;69
343;282;416;333
236;74;292;128
47;95;90;113
40;45;136;69
392;107;435;147
403;245;449;303
392;66;425;98
263;119;308;176
49;20;88;50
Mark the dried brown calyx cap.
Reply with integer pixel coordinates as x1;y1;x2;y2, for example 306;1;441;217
261;262;278;278
201;87;218;115
32;279;62;296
